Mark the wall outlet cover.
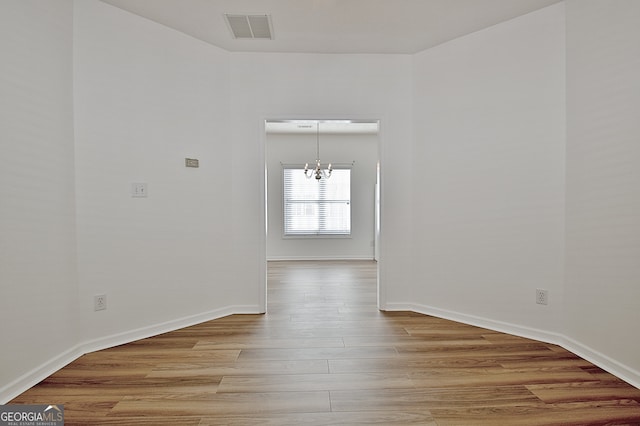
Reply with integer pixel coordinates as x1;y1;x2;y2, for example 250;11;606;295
94;294;107;311
536;288;548;305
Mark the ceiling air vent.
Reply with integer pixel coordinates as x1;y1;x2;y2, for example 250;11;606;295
225;14;273;39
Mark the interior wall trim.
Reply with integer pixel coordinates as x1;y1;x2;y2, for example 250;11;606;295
5;301;638;402
562;335;640;390
385;303;640;390
0;304;262;404
0;345;84;405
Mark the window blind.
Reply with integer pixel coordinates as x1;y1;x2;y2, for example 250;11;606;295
283;168;351;236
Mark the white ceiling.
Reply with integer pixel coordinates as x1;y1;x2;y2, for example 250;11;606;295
99;0;562;54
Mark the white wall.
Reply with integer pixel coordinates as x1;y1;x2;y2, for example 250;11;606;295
565;0;640;385
228;53;414;309
266;131;378;260
408;4;566;338
4;0;640;403
0;0;78;400
73;0;244;350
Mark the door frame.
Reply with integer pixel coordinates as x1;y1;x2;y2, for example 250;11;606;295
258;115;386;312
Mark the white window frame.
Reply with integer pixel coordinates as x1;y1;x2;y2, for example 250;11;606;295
282;166;351;237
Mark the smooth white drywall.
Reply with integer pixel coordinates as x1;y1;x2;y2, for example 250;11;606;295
565;0;640;385
266;132;378;260
74;0;242;345
0;0;78;401
410;4;566;336
228;53;414;309
3;0;639;404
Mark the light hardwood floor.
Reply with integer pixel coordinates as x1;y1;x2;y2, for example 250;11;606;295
11;260;640;425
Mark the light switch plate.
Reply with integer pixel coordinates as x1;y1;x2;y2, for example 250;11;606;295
131;183;147;197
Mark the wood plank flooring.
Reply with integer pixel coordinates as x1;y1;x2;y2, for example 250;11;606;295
10;260;640;425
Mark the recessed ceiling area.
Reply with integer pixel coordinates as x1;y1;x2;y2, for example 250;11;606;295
99;0;562;54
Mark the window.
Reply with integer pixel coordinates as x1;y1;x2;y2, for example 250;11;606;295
283;168;351;236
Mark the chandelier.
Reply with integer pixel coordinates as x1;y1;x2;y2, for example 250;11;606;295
304;122;332;180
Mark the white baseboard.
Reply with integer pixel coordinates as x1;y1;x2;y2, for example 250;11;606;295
384;302;640;390
0;345;84;405
81;305;261;355
561;336;640;389
386;302;565;345
5;302;638;403
0;305;262;403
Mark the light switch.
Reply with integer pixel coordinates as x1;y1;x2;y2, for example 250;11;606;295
131;183;148;198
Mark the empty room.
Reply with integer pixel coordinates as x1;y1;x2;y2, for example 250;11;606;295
2;0;640;424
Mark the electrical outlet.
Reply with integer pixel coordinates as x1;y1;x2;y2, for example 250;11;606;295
94;294;107;311
536;289;548;305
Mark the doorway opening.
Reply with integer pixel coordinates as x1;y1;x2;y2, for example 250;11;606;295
262;119;382;311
